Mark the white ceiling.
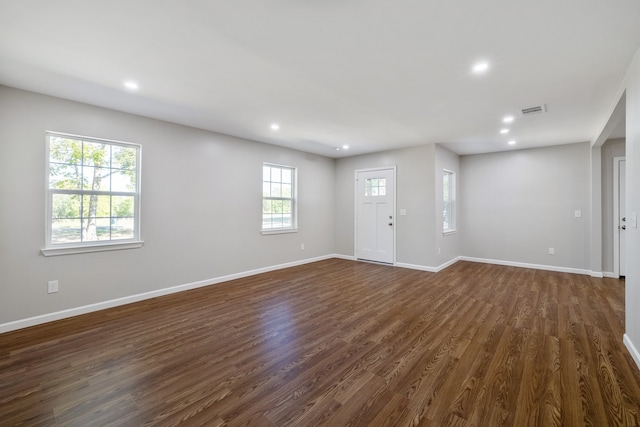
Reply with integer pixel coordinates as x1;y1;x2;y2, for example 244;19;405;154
1;0;639;157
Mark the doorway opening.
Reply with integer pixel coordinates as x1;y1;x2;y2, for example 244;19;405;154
613;157;626;278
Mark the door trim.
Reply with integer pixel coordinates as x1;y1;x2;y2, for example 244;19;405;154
354;166;397;265
613;156;625;278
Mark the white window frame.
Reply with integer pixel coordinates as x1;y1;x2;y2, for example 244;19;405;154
41;131;143;256
261;163;298;235
443;169;456;234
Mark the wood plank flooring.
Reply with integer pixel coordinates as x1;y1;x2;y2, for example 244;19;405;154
1;259;640;426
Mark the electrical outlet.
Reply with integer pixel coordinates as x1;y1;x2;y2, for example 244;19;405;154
548;248;555;255
47;280;59;294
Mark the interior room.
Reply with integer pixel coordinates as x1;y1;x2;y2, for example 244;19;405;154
1;1;640;425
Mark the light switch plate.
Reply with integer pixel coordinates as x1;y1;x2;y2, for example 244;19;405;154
574;210;581;218
631;211;638;229
400;209;407;216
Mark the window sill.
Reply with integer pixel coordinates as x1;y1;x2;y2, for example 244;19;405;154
443;229;457;236
261;228;299;236
41;241;144;257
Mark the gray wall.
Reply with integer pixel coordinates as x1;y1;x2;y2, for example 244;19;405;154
460;143;591;270
0;86;335;324
334;144;437;267
601;138;625;274
2;79;634;349
625;47;640;361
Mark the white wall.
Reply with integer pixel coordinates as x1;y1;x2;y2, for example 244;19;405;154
334;144;438;268
601;138;625;274
0;86;335;326
624;47;640;366
460;143;591;271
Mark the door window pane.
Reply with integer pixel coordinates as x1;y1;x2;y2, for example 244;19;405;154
365;178;386;196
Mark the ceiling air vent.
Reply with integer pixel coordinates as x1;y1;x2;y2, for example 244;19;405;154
520;104;547;116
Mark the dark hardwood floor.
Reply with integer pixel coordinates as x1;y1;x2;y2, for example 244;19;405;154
1;259;639;426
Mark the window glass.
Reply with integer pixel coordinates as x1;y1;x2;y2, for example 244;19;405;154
262;164;296;231
443;170;456;232
46;132;141;248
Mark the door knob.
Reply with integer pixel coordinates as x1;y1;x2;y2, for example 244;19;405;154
622;225;626;230
388;222;393;226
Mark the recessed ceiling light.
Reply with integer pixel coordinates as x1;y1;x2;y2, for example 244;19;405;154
342;145;349;150
472;61;489;74
270;123;280;131
335;147;341;151
503;116;514;123
500;129;509;134
123;81;139;90
508;140;516;145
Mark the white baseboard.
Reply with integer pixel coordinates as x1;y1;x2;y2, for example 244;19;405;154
334;254;357;261
396;256;461;273
395;262;437;273
624;334;640;371
347;254;589;276
0;254;604;334
436;256;462;272
458;256;591;276
397;256;593;276
603;271;619;278
590;271;604;278
0;254;336;334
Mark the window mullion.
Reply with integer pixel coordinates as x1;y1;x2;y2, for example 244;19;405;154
50;189;136;196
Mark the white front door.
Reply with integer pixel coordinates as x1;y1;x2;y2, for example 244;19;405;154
355;168;395;264
620;159;626;276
